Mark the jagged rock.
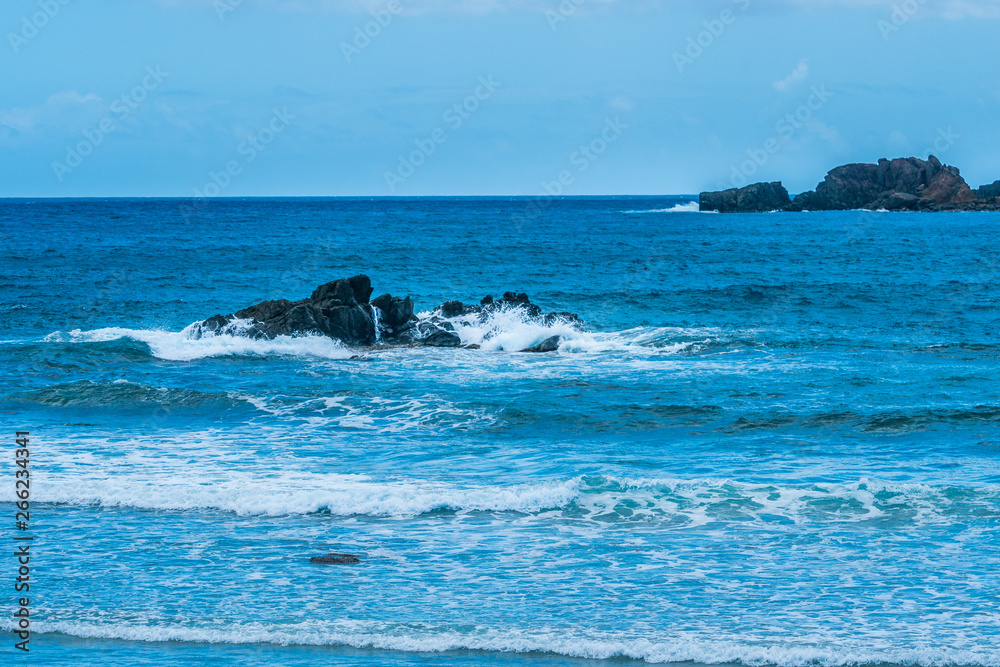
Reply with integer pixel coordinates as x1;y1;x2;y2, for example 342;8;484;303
522;336;562;353
309;553;360;565
793;163;882;210
193;276;580;350
193;275;379;345
424;329;463;347
699;182;790;213
792;156;977;210
977;180;1000;201
702;156;998;212
503;292;531;305
917;164;975;205
371;293;416;336
440;300;466;318
884;192;920;210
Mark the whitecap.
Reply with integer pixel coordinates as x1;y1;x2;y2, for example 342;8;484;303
43;325;353;361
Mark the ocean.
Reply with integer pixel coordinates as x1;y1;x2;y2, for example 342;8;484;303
2;196;999;666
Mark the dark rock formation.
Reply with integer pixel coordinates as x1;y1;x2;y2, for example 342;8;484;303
422;327;463;348
792;162;880;210
195;275;382;344
194;275;412;345
978;180;1000;201
792;156;976;210
699;182;790;212
522;336;562;353
310;553;360;565
192;276;580;350
883;192;920;210
370;293;417;340
700;156;1000;212
426;291;580;328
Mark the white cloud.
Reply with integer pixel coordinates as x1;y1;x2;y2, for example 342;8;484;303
773;60;808;92
0;91;102;135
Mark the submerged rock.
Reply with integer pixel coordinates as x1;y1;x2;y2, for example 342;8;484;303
423;328;463;347
309;553;361;565
522;336;562;353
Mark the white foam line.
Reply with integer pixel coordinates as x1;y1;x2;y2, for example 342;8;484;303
20;474;583;517
624;202;711;214
43;326;353;361
8;472;998;525
10;620;1000;666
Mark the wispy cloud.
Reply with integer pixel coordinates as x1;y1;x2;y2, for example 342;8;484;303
773;60;809;92
0;92;102;137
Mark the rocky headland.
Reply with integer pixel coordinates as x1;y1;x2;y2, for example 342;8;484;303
190;275;579;351
700;156;1000;212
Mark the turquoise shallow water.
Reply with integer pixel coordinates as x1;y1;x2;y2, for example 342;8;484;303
2;197;999;666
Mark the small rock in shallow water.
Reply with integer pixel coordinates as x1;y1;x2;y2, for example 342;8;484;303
522;336;561;353
424;329;462;347
309;554;360;565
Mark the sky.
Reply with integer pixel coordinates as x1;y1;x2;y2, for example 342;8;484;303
1;0;998;197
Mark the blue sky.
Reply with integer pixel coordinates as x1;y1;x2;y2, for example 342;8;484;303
1;0;998;196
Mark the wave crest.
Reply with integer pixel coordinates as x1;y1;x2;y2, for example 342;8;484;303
624;202;710;213
43;326;353;361
15;473;1000;525
12;619;1000;666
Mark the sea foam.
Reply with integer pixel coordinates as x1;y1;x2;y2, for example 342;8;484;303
11;619;1000;666
15;471;998;526
43;326;353;361
624;202;713;213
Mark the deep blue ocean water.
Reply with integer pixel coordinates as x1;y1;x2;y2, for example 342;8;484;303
2;197;999;666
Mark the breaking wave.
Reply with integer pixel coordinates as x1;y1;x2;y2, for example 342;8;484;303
13;473;999;525
624;202;710;213
41;326;353;361
11;619;1000;666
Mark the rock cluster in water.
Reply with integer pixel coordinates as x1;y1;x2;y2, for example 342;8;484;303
700;156;1000;212
191;275;579;351
699;182;791;213
309;553;361;565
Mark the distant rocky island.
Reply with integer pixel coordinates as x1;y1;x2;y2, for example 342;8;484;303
700;156;1000;212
